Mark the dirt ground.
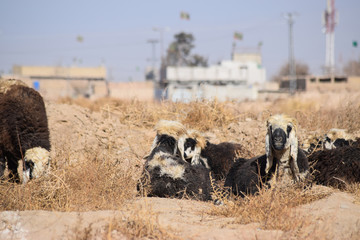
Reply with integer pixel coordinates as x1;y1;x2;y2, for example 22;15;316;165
1;91;360;239
0;191;359;240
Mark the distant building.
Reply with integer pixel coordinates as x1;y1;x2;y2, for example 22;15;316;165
3;65;108;99
158;52;266;102
1;65;155;101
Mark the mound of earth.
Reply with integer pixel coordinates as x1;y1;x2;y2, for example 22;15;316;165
0;191;359;240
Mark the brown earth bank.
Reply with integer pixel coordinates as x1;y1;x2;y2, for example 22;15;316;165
0;191;359;240
0;90;360;239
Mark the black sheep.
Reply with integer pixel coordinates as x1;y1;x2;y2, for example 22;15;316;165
224;154;271;197
0;79;51;183
225;147;309;197
224;114;309;197
179;129;251;180
309;146;360;189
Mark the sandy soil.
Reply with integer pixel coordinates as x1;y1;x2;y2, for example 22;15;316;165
1;99;360;240
0;191;359;240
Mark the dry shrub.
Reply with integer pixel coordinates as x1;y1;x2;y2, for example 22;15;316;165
58;97;240;131
294;101;360;133
345;183;360;204
0;149;139;211
210;185;330;233
182;100;237;131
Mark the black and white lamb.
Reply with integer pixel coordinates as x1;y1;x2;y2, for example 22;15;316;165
224;114;309;197
178;129;251;180
302;128;358;155
0;79;51;183
138;120;213;201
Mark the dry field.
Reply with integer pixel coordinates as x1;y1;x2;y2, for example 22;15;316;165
1;89;360;239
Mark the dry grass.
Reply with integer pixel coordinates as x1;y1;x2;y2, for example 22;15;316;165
58;92;360;134
210;185;330;230
57;97;240;131
345;183;360;203
0;148;139;211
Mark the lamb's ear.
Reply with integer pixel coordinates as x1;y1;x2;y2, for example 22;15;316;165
289;129;301;181
265;130;273;173
190;145;202;165
149;135;159;154
177;136;186;162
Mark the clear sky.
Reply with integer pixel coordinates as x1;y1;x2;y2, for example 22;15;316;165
1;0;359;82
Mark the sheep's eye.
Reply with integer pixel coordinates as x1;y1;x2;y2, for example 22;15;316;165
287;125;292;134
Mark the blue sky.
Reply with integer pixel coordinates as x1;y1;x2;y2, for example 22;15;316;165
1;0;359;82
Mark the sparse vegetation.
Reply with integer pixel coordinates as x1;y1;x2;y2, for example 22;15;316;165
0;90;359;239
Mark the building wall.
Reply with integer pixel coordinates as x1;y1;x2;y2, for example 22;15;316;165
12;65;106;80
167;82;258;102
1;76;154;101
306;76;360;91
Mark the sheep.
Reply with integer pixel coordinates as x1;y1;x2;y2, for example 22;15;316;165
224;114;309;196
139;152;213;201
309;146;360;189
302;129;358;155
0;79;51;183
138;120;213;201
178;129;251;180
145;120;187;160
224;154;271;197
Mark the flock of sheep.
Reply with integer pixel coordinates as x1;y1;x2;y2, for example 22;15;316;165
1;79;360;203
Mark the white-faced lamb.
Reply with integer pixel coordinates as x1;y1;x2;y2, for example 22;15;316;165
0;79;51;183
224;114;309;197
138;120;213;201
145;120;187;160
178;129;251;180
309;146;360;189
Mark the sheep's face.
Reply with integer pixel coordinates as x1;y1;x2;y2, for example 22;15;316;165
268;124;293;151
267;115;297;152
265;115;299;175
183;138;197;160
23;147;51;184
178;129;205;165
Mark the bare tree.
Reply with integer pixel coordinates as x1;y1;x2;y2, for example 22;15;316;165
271;61;310;82
343;60;360;76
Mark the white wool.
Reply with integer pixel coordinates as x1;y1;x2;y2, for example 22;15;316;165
147;152;185;180
23;147;50;182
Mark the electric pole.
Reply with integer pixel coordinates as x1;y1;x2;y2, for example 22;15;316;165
285;13;297;94
323;0;337;76
147;39;159;81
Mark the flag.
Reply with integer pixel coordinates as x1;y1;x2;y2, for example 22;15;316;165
76;35;84;43
234;32;243;41
353;41;358;47
180;11;190;20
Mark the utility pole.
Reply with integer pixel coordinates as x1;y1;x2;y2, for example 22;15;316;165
153;27;170;61
147;39;159;81
153;27;170;82
323;0;337;76
285;13;297;94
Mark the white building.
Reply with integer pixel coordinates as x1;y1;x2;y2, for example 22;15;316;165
164;52;266;102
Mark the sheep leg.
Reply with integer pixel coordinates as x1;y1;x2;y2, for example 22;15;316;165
0;157;5;179
7;155;20;183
